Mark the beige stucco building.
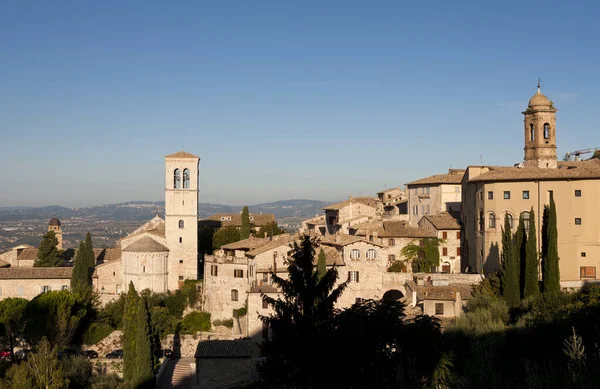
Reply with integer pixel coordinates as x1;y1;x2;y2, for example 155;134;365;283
323;196;380;235
462;87;600;283
406;169;464;226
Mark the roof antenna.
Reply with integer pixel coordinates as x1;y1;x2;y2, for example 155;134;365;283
537;78;541;92
479;154;483;165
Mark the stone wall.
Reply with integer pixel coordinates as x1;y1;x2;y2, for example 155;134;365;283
93;260;123;296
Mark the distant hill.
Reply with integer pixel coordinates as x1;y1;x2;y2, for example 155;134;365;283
0;199;332;222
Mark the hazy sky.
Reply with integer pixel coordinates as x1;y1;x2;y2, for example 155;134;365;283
1;1;599;207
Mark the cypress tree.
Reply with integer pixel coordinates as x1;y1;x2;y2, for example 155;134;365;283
35;230;63;267
132;296;155;389
542;198;560;294
240;206;251;239
317;248;327;281
82;232;95;269
515;215;527;298
70;241;88;293
524;208;540;298
123;282;139;382
501;214;519;307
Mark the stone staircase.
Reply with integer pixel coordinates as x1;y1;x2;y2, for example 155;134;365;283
156;357;195;389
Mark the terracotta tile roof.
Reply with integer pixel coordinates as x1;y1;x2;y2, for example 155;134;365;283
320;234;386;248
406;169;466;186
221;237;270;251
0;259;10;268
422;212;461;230
303;215;326;226
17;248;39;261
417;284;473;301
195;340;257;358
376;187;403;195
125;216;166;240
198;213;276;228
92;248;121;263
351;221;436;238
0;267;72;279
467;159;600;182
122;237;169;253
246;235;294;257
165;151;199;159
315;245;345;266
322;197;379;211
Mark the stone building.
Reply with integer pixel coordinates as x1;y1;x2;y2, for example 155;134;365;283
418;212;462;273
0;268;72;300
299;214;327;236
377;188;409;220
198;213;276;232
322;196;380;235
462;87;600;283
48;217;63;250
406;169;464;226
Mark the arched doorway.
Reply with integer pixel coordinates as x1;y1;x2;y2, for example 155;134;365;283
382;289;405;302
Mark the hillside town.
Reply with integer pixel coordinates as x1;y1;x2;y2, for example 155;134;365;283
0;86;599;388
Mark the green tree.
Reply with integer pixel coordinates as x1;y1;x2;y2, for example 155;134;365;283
181;311;211;333
542;198;560;295
212;226;240;249
252;221;285;239
4;338;68;389
0;298;28;359
401;238;444;273
515;215;527;298
131;297;155;389
35;230;63;267
316;248;326;281
524;207;540;298
240;206;251;240
122;282;139;382
71;233;95;296
501;214;520;307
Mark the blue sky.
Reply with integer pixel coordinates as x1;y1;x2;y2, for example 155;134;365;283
1;1;599;207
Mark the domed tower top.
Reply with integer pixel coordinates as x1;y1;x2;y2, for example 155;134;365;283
49;217;61;227
522;80;558;169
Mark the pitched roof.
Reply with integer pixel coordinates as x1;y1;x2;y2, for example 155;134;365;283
195;340;257;358
165;151;199;159
17;248;39;261
315;245;344;266
320;234;386;248
422;212;461;230
198;213;276;228
467;159;600;183
93;248;121;263
0;259;10;268
351;221;436;238
406;169;465;186
417;284;474;301
0;267;72;279
125;216;165;239
122;237;169;253
221;237;270;251
246;235;294;257
303;215;326;226
322;197;379;211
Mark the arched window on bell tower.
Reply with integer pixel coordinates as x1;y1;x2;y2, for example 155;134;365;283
530;124;535;141
543;123;550;139
183;168;190;189
174;169;181;189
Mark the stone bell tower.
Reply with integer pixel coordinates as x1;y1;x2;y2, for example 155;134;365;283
48;217;63;250
522;82;558;169
164;151;200;290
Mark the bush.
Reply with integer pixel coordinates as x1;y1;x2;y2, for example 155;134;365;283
150;306;177;340
83;322;114;346
164;290;186;318
181;280;201;308
102;295;126;329
91;373;130;389
63;355;93;389
387;261;407;272
182;311;211;333
212;318;233;328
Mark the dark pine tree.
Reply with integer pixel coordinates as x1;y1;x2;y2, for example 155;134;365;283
524;207;540;298
132;296;155;389
70;241;88;294
35;230;63;267
317;247;327;281
542;197;560;294
501;214;519;307
122;282;139;382
515;215;527;298
240;206;251;240
82;232;95;269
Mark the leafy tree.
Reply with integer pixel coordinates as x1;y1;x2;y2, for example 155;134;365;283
252;221;285;239
515;215;527;298
524;207;540;298
258;234;348;388
240;206;251;240
212;226;240;250
102;295;126;329
35;230;63;267
164;290;186;318
24;291;87;348
131;297;155;389
401;238;444;273
4;338;68;389
316;248;326;280
150;306;175;340
122;282;139;382
181;311;211;333
542;197;560;295
62;355;92;389
501;214;520;307
181;279;201;308
0;298;27;359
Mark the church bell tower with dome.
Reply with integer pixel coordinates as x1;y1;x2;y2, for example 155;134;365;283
522;82;558;169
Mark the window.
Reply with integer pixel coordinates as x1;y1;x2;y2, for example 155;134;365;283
173;168;181;189
388;254;396;262
234;269;244;278
210;265;218;276
426;205;430;215
506;213;514;228
435;303;444;315
442;231;447;239
178;220;184;229
457;247;461;256
488;191;493;200
575;218;582;225
456;231;461;239
522;211;531;230
369;236;373;242
503;191;511;199
575;190;582;197
580;266;596;279
442;247;448;256
262;299;269;309
455;186;460;193
231;289;239;301
543;123;550;139
366;249;377;260
348;271;360;283
421;205;425;215
179;237;182;243
183;168;190;189
179;259;183;264
17;287;24;296
479;210;484;232
179;276;184;280
426;187;431;194
581;252;587;258
388;238;395;246
522;190;530;199
530;124;535;141
62;285;68;291
350;249;360;260
143;266;146;273
413;205;418;215
42;286;51;293
113;272;115;276
488;213;496;228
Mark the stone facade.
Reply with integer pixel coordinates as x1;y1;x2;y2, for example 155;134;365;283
406;170;464;226
323;196;379;235
418;213;462;273
0;268;72;300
